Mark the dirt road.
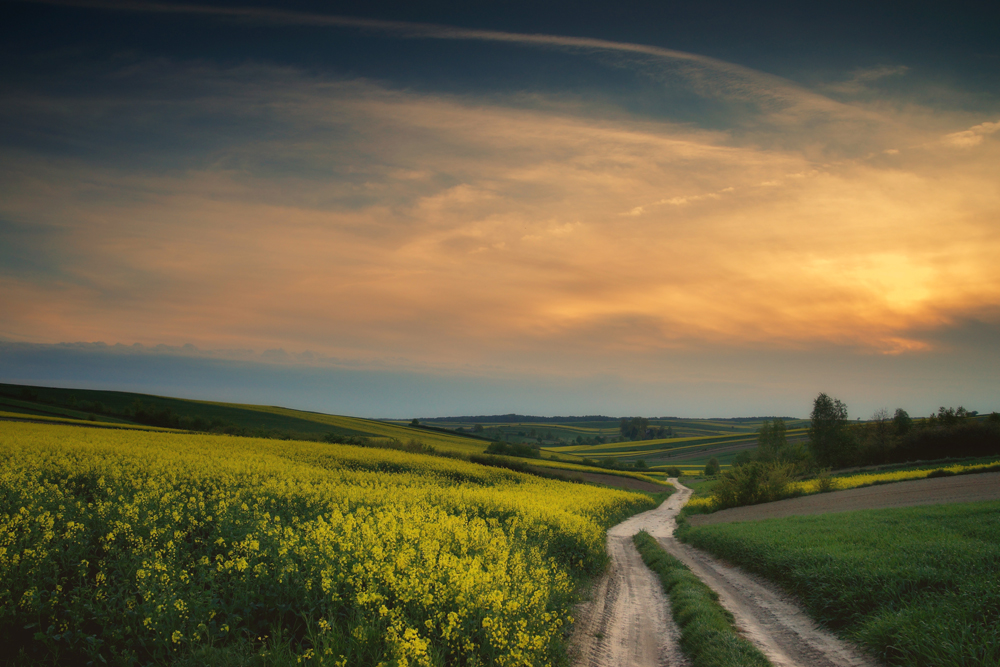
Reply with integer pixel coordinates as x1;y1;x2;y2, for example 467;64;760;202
571;490;690;667
573;481;878;667
688;471;1000;526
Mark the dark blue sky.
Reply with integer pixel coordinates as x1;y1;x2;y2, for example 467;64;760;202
5;1;998;97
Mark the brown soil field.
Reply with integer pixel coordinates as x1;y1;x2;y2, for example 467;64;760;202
528;466;668;492
688;471;1000;526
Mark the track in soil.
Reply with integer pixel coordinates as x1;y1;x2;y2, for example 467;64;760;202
570;491;690;667
573;481;878;667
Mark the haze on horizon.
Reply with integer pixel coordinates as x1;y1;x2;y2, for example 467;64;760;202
1;0;998;419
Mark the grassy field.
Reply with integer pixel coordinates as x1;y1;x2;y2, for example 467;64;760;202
0;395;136;425
0;422;658;666
0;411;183;431
547;430;807;469
677;502;1000;666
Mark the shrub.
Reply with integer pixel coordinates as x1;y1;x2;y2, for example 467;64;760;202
815;469;837;493
703;458;721;477
484;441;541;458
712;462;794;509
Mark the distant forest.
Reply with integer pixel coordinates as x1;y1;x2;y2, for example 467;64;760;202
419;414;616;423
418;414;799;423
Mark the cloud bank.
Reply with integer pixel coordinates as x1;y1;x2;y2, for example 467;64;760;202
2;7;999;414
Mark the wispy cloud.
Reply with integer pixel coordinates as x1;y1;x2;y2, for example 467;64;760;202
944;119;1000;147
822;65;910;95
25;0;863;124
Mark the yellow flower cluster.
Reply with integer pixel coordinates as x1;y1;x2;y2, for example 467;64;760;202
683;496;717;511
0;423;654;666
790;460;1000;494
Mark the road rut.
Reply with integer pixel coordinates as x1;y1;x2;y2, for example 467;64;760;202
570;491;689;667
572;480;879;667
654;481;878;667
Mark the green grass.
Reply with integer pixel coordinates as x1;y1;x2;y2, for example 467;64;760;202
0;411;181;432
549;430;807;468
632;532;771;667
0;396;133;424
676;501;1000;666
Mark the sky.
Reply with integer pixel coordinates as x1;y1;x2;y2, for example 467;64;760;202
1;0;999;418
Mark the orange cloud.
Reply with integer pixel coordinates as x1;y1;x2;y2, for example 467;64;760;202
1;73;999;378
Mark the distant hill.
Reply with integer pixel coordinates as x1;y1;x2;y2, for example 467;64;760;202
0;382;489;455
419;414;616;423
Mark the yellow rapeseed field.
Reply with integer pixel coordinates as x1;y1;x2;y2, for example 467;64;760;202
0;423;657;666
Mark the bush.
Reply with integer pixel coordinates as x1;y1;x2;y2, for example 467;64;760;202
712;462;794;509
664;466;683;478
703;458;721;477
815;469;837;493
484;442;541;458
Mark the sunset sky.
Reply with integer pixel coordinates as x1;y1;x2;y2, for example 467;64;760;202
1;0;998;418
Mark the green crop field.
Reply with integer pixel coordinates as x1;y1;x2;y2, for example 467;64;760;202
0;395;135;425
546;429;807;469
677;502;1000;666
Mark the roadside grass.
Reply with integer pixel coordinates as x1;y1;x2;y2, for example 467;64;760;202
632;532;771;667
676;501;1000;666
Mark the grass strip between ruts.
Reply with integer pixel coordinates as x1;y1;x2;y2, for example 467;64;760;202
632;531;772;667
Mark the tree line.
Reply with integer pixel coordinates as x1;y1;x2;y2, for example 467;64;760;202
703;393;1000;508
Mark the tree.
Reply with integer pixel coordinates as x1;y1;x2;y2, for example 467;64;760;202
619;417;649;440
809;393;852;467
704;457;721;476
410;418;420;426
892;408;912;436
756;419;787;463
865;408;891;464
473;424;484;433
